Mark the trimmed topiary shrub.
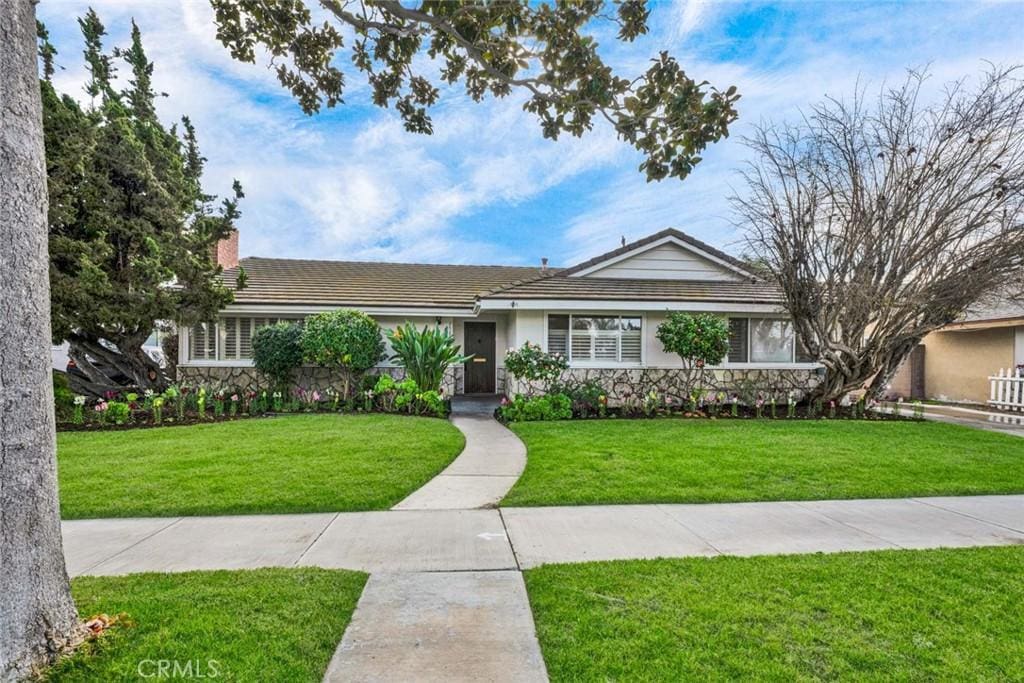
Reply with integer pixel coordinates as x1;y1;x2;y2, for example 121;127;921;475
252;321;305;390
302;309;385;398
656;312;730;400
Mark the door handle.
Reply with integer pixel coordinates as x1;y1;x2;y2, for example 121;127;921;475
472;357;487;363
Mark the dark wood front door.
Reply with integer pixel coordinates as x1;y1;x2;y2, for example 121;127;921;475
464;322;496;394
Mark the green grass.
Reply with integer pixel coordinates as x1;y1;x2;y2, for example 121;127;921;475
525;546;1024;681
47;568;366;682
58;414;464;519
502;419;1024;506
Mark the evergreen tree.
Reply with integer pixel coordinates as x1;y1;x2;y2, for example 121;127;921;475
41;11;242;395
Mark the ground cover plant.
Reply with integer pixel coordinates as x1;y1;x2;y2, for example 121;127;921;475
525;546;1024;681
58;413;464;519
502;419;1024;506
45;568;366;682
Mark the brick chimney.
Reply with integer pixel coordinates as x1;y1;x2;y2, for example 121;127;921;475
211;228;239;270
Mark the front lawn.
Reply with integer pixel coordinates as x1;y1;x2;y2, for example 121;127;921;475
525;546;1024;681
58;414;464;519
502;419;1024;506
47;568;366;681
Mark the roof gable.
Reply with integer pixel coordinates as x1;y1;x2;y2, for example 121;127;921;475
563;229;754;282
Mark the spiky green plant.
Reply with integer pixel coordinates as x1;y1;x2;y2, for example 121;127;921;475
386;323;471;393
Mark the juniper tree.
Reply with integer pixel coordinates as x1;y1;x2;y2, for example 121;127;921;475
43;12;243;395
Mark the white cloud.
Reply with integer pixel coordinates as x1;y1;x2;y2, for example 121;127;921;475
37;0;1024;267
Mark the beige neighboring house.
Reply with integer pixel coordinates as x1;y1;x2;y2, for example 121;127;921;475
177;228;824;400
889;301;1024;404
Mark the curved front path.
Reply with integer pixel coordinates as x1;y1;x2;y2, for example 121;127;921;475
392;408;526;510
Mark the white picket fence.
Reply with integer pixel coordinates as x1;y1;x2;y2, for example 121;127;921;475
989;368;1024;411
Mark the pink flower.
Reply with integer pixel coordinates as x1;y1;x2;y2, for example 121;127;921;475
94;401;108;412
230;394;239;401
312;391;321;402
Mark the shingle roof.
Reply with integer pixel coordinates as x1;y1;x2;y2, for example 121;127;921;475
477;228;781;303
218;229;779;309
958;300;1024;324
479;274;785;304
222;257;544;309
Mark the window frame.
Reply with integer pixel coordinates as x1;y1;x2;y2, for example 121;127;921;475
184;316;307;365
543;312;645;367
723;316;818;367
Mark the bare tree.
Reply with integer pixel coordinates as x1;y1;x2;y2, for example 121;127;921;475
1;1;82;678
736;67;1024;401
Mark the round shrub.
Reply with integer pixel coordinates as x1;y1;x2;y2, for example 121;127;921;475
656;312;730;400
253;322;305;390
504;342;568;395
302;309;385;396
656;312;730;368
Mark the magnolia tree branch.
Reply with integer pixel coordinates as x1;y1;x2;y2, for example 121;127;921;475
736;66;1024;402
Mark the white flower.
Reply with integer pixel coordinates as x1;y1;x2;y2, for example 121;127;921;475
73;395;86;406
144;389;154;398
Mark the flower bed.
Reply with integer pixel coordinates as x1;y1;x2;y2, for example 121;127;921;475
498;388;922;423
57;374;450;431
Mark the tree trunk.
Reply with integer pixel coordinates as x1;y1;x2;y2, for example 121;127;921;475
1;2;82;679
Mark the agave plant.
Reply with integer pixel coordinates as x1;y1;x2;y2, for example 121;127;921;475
386;323;472;392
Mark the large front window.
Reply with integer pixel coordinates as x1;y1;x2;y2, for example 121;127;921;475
547;314;642;364
188;316;302;362
727;317;815;364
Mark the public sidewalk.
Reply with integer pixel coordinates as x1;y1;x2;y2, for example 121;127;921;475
63;494;1024;576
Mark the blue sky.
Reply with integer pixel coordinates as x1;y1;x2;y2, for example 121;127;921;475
37;1;1024;268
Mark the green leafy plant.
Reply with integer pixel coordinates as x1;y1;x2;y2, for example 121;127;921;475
72;395;86;425
386;323;470;393
912;400;924;420
253;322;304;391
642;390;662;417
104;401;131;425
499;394;573;422
372;376;447;417
52;372;76;420
656;313;730;399
302;310;384;398
557;380;604;418
504;342;568;396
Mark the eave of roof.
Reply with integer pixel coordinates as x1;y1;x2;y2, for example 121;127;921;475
479;275;784;303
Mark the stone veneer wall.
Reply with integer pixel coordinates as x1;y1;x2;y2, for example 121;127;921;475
505;367;823;405
178;365;464;396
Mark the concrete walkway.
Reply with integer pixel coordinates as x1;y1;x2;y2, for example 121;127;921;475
63;494;1024;576
323;571;546;683
885;402;1024;438
392;410;526;509
62;495;1024;682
